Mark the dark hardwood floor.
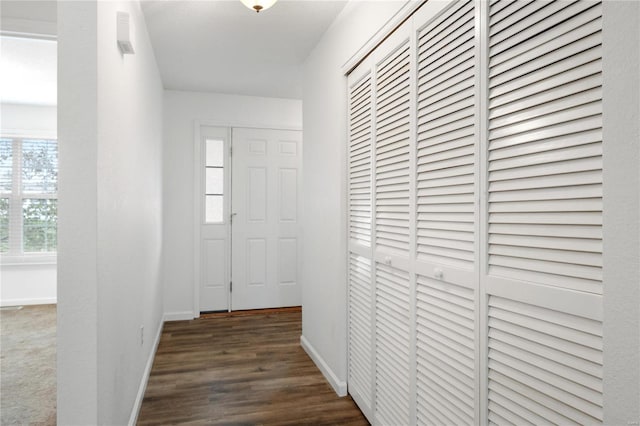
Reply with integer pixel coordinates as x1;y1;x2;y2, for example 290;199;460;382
137;310;369;425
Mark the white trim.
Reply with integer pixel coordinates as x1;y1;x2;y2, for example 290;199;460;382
163;311;196;322
1;256;56;266
0;297;56;307
602;0;640;423
0;19;57;39
0;128;57;139
196;119;302;133
193;122;202;317
341;1;424;76
127;319;164;426
300;335;347;397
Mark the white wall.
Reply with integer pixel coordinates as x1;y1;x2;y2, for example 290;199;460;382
163;90;301;319
0;264;56;305
58;1;164;424
301;1;411;394
1;103;57;306
602;0;640;422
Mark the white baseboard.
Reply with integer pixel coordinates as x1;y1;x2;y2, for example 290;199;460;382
300;335;347;397
0;297;57;307
128;319;164;426
163;311;195;321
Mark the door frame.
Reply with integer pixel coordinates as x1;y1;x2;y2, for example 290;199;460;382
192;120;302;318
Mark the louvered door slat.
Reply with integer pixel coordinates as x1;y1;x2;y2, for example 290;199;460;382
348;254;373;414
490;7;601;75
489;0;524;19
375;41;411;256
375;263;410;426
419;0;474;54
488;0;603;295
349;74;372;247
487;294;603;424
416;0;475;271
416;274;475;425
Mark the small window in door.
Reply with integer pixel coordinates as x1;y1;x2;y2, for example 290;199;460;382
205;139;224;223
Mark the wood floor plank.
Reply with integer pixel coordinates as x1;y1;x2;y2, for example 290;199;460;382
137;311;368;425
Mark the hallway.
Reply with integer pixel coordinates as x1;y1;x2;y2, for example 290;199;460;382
137;310;367;425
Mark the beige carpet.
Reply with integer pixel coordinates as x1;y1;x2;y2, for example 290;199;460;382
1;304;56;425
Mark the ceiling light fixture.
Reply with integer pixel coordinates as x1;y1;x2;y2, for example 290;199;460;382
241;0;277;13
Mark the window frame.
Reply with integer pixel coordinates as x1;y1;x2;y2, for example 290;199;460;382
0;134;58;265
203;137;227;225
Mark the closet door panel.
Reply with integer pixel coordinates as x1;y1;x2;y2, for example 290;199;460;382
347;61;376;422
374;37;412;259
413;1;479;425
348;253;374;417
486;290;603;425
485;0;604;424
415;0;477;275
416;274;475;425
375;263;411;426
349;70;374;250
487;0;603;293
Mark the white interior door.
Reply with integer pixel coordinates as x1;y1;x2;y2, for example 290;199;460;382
231;127;302;311
198;126;231;312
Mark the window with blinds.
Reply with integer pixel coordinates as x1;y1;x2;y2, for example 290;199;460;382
0;137;58;256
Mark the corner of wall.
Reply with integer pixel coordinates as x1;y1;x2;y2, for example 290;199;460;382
128;318;164;426
300;335;348;396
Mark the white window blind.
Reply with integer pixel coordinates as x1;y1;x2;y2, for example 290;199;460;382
0;137;58;256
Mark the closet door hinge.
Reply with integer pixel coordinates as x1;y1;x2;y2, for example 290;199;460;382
230;281;233;293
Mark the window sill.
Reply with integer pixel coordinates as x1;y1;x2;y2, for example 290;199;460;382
1;254;57;266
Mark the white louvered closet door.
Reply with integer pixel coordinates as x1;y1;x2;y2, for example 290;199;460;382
413;1;479;425
346;1;607;425
372;24;415;426
484;0;604;424
347;58;375;420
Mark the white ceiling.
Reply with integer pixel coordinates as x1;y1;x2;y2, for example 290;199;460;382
0;0;346;104
0;1;57;106
141;0;348;99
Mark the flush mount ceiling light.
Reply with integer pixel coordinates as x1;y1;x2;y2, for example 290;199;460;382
241;0;277;13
